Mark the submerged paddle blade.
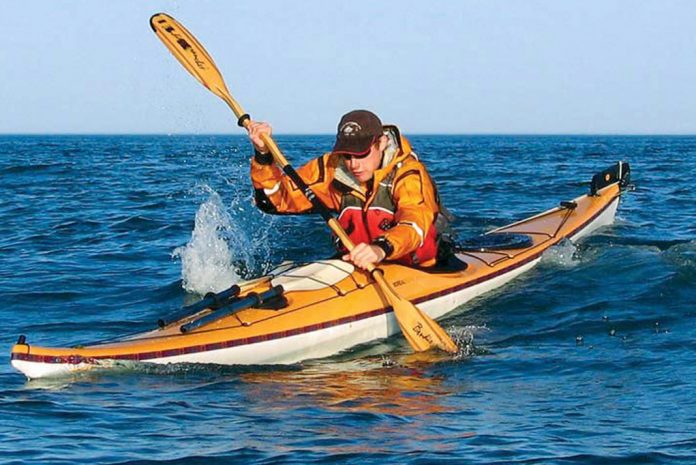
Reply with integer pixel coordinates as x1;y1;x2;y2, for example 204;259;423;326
373;272;458;354
150;13;240;112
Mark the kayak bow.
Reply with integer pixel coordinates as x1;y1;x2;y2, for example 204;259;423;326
10;162;630;379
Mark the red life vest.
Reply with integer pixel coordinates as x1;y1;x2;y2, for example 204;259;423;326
336;164;439;267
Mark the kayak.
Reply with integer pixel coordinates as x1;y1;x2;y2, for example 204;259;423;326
10;162;631;379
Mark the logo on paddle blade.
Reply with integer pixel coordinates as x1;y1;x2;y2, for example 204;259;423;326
412;322;434;344
161;23;207;71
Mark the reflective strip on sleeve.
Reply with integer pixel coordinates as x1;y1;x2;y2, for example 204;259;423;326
399;221;424;246
263;183;281;196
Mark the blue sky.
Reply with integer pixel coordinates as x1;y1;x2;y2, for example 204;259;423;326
1;1;694;134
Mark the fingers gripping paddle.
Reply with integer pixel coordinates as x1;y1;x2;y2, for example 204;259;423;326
149;13;457;354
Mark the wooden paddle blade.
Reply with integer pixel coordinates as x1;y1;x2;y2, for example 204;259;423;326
373;272;458;354
150;13;232;102
393;298;459;354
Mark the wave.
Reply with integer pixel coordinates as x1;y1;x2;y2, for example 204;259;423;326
1;163;65;174
51;218;103;232
587;235;693;252
103;450;270;465
501;451;696;465
109;215;166;232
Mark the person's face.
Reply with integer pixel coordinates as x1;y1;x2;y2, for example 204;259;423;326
344;136;387;183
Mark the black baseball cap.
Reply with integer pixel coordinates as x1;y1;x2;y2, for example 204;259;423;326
332;110;384;158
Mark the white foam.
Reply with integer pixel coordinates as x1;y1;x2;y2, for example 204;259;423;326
541;239;580;268
449;324;488;358
173;187;256;295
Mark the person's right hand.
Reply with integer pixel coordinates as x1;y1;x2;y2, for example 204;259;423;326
247;121;272;153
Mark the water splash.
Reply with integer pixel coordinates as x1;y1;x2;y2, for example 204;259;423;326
664;240;695;269
225;190;275;278
664;240;696;282
450;324;489;358
541;238;580;268
173;187;263;294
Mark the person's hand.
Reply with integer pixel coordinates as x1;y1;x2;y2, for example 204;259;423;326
247;121;272;153
342;243;386;270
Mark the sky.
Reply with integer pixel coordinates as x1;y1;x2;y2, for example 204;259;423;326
1;0;695;135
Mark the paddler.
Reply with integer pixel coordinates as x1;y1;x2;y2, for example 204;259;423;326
248;110;444;270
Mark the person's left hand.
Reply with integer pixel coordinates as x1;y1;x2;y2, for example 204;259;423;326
342;243;386;270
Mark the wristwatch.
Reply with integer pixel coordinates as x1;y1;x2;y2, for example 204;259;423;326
372;236;394;259
254;148;273;165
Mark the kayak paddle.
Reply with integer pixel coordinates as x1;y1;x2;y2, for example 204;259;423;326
149;12;458;354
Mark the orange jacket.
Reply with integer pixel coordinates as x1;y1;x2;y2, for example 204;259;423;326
251;126;440;267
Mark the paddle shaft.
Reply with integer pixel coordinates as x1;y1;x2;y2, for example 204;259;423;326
255;132;357;253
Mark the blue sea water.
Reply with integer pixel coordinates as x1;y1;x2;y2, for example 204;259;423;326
0;134;694;464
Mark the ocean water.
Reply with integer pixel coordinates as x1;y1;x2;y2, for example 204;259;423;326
0;134;694;464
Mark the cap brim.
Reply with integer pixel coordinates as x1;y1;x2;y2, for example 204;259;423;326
332;136;375;157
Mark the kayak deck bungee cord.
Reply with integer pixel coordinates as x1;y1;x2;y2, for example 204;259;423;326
10;162;631;379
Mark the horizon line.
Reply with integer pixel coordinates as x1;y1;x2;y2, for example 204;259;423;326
2;132;696;137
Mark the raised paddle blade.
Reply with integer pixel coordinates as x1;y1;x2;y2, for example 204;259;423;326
372;272;458;354
150;13;231;102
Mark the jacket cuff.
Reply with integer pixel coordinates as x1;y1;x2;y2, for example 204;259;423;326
254;148;273;165
372;236;394;259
